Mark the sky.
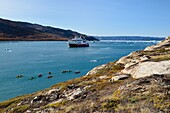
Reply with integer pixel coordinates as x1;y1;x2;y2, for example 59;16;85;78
0;0;170;37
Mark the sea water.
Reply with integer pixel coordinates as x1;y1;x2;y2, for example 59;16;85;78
0;38;164;101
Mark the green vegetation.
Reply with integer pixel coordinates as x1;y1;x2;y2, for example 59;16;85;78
113;86;170;112
90;79;111;90
151;95;170;111
9;104;30;113
95;62;124;75
101;99;120;111
152;54;170;62
49;100;68;108
0;95;30;113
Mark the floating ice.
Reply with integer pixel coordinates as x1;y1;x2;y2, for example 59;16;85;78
90;60;97;62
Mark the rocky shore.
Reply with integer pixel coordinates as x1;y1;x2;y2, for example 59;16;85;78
0;37;170;113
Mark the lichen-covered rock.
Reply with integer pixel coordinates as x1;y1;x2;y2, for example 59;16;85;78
123;60;170;78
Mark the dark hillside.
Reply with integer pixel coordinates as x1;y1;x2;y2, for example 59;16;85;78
0;18;98;41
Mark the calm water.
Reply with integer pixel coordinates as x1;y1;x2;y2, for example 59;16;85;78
0;39;163;101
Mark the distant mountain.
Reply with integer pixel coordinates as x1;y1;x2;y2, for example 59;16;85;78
0;18;98;41
96;36;165;41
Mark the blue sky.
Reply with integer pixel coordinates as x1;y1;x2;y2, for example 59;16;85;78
0;0;169;36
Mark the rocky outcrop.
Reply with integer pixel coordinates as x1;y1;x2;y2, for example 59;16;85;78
116;36;170;79
116;52;151;69
144;36;170;51
123;60;170;78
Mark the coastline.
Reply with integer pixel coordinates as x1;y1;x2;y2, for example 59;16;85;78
0;37;170;113
0;38;68;41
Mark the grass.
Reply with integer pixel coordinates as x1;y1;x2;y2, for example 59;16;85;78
0;94;30;112
95;62;124;75
151;54;170;62
127;95;149;103
113;85;170;113
150;95;170;111
100;90;122;111
49;100;68;108
59;100;97;113
101;99;120;111
126;47;170;62
8;104;30;113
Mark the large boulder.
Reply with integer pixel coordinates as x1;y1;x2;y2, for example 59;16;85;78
123;60;170;78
